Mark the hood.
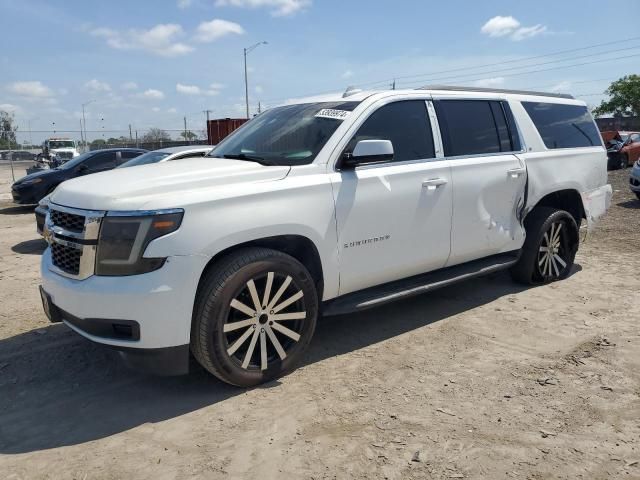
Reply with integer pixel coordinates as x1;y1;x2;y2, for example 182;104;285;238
50;158;291;211
13;168;61;185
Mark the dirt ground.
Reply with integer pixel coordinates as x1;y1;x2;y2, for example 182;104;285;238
0;162;638;480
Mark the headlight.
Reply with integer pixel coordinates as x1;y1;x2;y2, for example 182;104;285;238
95;209;184;276
38;195;51;209
21;177;43;185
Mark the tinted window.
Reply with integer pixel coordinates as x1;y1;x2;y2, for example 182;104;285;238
630;133;640;143
83;152;116;171
522;102;601;149
121;150;143;159
348;100;435;162
436;100;508;156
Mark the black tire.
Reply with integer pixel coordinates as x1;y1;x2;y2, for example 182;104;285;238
191;247;318;387
619;154;629;170
510;207;579;285
635;192;640;201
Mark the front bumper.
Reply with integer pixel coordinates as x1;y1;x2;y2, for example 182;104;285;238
11;186;40;205
40;249;208;373
630;164;640;193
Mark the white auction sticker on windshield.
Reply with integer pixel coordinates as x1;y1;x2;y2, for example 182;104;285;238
315;109;351;120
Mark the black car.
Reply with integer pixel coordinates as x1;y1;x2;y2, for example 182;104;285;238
11;148;147;205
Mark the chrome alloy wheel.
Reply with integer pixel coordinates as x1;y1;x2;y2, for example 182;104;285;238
537;221;569;279
223;272;306;371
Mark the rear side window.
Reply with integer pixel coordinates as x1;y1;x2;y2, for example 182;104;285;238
522;102;601;149
348;100;435;162
435;100;520;157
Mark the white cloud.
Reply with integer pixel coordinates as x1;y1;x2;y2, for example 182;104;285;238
194;19;244;42
473;77;505;88
85;79;112;92
341;69;354;79
140;89;165;100
481;16;547;41
481;16;520;37
7;81;54;98
176;83;201;95
511;24;547;41
177;0;192;8
176;82;224;96
152;107;161;112
549;81;572;93
121;81;138;90
255;85;264;94
91;24;194;57
215;0;311;17
0;103;22;114
167;107;178;114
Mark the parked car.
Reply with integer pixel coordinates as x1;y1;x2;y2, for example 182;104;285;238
39;86;611;387
605;131;640;170
12;148;147;205
118;145;215;168
630;159;640;200
0;150;36;161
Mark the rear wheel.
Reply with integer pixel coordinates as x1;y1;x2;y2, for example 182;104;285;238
511;207;578;285
635;192;640;201
191;247;318;387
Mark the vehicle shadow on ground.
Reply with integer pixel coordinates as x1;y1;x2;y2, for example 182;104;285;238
0;205;35;215
0;267;579;454
617;199;640;209
11;238;47;255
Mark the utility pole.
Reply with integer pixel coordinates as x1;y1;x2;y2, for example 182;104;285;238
81;100;95;152
129;124;133;142
203;109;213;144
391;78;396;90
258;101;262;114
135;130;138;148
243;41;268;119
184;116;188;143
79;119;84;149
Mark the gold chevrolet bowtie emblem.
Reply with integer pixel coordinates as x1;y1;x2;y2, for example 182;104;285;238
43;225;53;245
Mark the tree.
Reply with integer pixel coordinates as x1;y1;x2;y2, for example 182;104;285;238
0;110;18;150
90;139;106;148
180;130;198;141
142;128;171;143
593;75;640;118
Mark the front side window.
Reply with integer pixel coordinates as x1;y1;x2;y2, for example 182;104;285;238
435;100;518;157
522;102;601;149
210;101;360;166
346;100;435;162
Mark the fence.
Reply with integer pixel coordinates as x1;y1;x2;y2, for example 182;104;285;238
596;116;640;132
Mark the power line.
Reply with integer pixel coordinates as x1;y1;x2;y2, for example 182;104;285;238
355;35;640;87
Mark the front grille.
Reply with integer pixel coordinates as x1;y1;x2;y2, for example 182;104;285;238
50;209;85;233
56;152;74;160
51;243;82;275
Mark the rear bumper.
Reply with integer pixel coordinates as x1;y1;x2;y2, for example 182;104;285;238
581;184;612;232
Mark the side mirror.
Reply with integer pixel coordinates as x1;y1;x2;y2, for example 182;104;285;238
77;164;89;174
341;139;394;169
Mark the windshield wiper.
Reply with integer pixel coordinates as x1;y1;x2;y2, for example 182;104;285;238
218;153;274;166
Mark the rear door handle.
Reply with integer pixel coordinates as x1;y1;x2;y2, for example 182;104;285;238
422;178;448;190
507;168;526;178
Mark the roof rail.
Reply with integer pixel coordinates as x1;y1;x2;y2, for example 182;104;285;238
417;84;574;100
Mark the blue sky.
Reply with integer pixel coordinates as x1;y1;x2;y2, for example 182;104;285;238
1;0;638;143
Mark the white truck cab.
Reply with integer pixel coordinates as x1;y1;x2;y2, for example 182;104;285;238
39;86;612;386
41;137;80;163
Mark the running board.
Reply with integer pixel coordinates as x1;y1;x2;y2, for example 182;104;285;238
322;251;520;316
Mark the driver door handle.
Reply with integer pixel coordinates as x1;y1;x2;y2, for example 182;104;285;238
422;178;448;189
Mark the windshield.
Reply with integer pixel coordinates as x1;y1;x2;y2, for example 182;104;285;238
208;101;360;166
620;134;630;142
57;151;94;169
48;140;75;149
118;150;171;168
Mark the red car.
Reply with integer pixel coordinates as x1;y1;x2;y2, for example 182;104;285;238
604;131;640;169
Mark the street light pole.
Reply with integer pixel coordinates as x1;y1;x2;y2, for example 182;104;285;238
243;41;267;119
81;99;95;152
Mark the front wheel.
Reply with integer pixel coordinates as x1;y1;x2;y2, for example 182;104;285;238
635;192;640;201
619;154;629;170
511;207;579;285
191;247;318;387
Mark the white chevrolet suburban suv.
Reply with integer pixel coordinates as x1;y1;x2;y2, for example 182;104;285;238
39;86;612;386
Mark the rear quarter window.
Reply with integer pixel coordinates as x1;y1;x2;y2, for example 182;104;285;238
522;102;601;149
